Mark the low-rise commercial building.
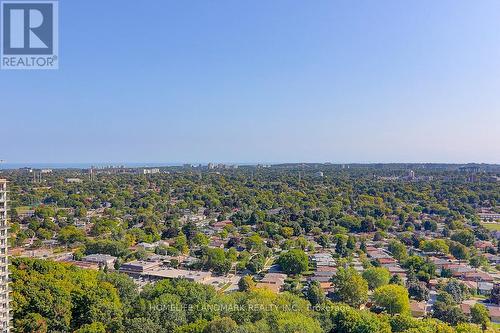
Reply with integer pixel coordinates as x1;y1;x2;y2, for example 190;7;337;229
82;254;117;268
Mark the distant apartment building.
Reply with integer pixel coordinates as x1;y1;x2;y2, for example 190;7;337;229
459;166;481;173
140;168;160;175
0;180;10;332
82;254;117;268
65;178;83;183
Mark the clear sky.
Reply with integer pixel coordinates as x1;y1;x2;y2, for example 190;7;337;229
2;0;500;164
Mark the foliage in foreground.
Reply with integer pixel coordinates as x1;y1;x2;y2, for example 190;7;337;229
11;258;495;333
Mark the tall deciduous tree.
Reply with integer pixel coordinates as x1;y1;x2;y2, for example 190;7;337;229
362;267;391;290
331;266;368;308
277;249;309;275
372;284;410;315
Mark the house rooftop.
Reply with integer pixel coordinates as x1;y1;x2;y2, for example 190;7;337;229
83;253;117;260
410;301;426;312
260;273;287;284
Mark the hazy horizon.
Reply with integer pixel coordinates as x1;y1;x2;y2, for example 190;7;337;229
2;0;500;163
1;161;499;170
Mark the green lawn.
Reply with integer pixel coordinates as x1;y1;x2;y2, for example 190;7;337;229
15;206;33;214
482;222;500;231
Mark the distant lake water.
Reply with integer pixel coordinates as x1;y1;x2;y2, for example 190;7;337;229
0;163;184;170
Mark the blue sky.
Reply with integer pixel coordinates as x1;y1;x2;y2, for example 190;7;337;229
2;0;500;164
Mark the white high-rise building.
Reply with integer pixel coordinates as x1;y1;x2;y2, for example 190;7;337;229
0;179;9;333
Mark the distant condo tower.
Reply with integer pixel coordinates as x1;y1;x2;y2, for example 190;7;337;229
0;180;9;332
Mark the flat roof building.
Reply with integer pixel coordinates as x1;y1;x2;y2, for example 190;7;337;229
82;254;117;268
142;267;212;283
119;260;162;275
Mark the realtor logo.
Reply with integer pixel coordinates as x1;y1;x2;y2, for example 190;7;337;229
1;0;58;69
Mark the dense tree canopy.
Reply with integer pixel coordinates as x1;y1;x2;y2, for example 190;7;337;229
277;249;309;275
3;165;500;333
330;266;368;308
362;267;391;290
372;284;410;315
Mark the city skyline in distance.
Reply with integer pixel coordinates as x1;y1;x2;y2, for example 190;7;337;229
1;161;499;170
